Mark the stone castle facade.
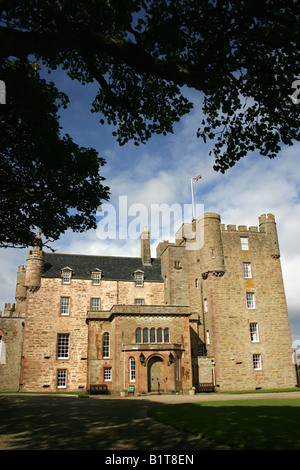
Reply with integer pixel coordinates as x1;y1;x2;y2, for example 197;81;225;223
0;212;297;394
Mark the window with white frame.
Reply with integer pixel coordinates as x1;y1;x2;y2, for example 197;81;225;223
102;332;110;358
250;323;259;342
92;271;101;285
135;272;144;286
129;357;135;382
246;292;255;309
103;367;112;381
253;354;262;370
57;369;67;388
206;330;210;345
135;298;144;305
62;270;71;284
243;262;252;278
91;297;100;311
57;334;70;359
60;297;70;315
240;237;249;250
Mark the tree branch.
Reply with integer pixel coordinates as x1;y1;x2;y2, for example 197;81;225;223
0;26;203;90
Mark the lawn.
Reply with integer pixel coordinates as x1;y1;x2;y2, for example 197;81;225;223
148;398;300;450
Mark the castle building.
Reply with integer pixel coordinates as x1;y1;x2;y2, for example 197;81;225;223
0;213;297;394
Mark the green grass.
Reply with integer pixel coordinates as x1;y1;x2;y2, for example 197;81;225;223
148;398;300;450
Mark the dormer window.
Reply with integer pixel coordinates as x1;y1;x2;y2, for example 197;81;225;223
91;269;102;285
61;267;72;284
134;270;144;286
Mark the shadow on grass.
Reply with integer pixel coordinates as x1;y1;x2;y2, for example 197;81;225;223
148;399;300;450
0;395;220;450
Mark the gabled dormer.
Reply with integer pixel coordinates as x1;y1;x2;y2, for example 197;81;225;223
134;269;144;286
61;267;73;284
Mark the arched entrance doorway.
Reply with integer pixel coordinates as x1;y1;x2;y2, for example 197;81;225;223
147;356;163;393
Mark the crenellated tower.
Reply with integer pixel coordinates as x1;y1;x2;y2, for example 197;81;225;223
258;213;280;259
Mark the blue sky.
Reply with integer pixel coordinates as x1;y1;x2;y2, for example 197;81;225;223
1;67;300;345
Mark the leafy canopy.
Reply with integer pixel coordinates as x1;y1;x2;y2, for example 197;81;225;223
0;59;109;248
0;0;299;245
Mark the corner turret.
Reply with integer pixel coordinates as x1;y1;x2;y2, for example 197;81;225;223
199;213;225;279
24;232;44;292
259;214;280;259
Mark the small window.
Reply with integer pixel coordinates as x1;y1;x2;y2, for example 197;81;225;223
164;327;170;343
135;298;144;305
206;330;210;345
104;367;112;381
92;271;101;285
211;249;215;258
204;298;208;312
62;271;71;284
253;354;262;370
135;328;142;343
135;272;144;286
129;357;135;382
195;278;199;288
143;327;149;343
102;332;110;358
244;262;252;278
57;334;70;359
91;298;100;311
250;323;259;342
60;297;70;316
246;292;255;309
150;327;156;343
157;328;163;343
241;237;249;250
57;369;67;388
174;260;181;269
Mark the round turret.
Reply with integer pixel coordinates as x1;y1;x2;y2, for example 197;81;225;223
199;213;225;279
259;213;280;259
24;232;44;292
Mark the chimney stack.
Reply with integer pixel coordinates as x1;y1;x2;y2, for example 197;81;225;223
141;226;151;265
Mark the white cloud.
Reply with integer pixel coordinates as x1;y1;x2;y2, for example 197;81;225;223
1;82;299;339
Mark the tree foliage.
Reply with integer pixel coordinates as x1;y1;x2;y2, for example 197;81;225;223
0;0;299;245
0;59;109;248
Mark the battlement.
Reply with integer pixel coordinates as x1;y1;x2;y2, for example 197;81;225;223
221;224;259;233
220;214;276;234
259;213;276;224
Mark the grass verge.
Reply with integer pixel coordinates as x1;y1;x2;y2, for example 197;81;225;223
148;398;300;450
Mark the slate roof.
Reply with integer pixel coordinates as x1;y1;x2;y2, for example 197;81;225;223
42;252;163;282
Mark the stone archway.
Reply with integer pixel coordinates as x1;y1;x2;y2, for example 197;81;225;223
147;356;164;393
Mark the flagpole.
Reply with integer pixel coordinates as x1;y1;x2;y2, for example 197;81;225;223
191;178;195;220
191;175;202;220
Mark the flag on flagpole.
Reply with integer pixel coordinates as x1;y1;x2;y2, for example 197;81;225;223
191;175;202;219
193;175;202;182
